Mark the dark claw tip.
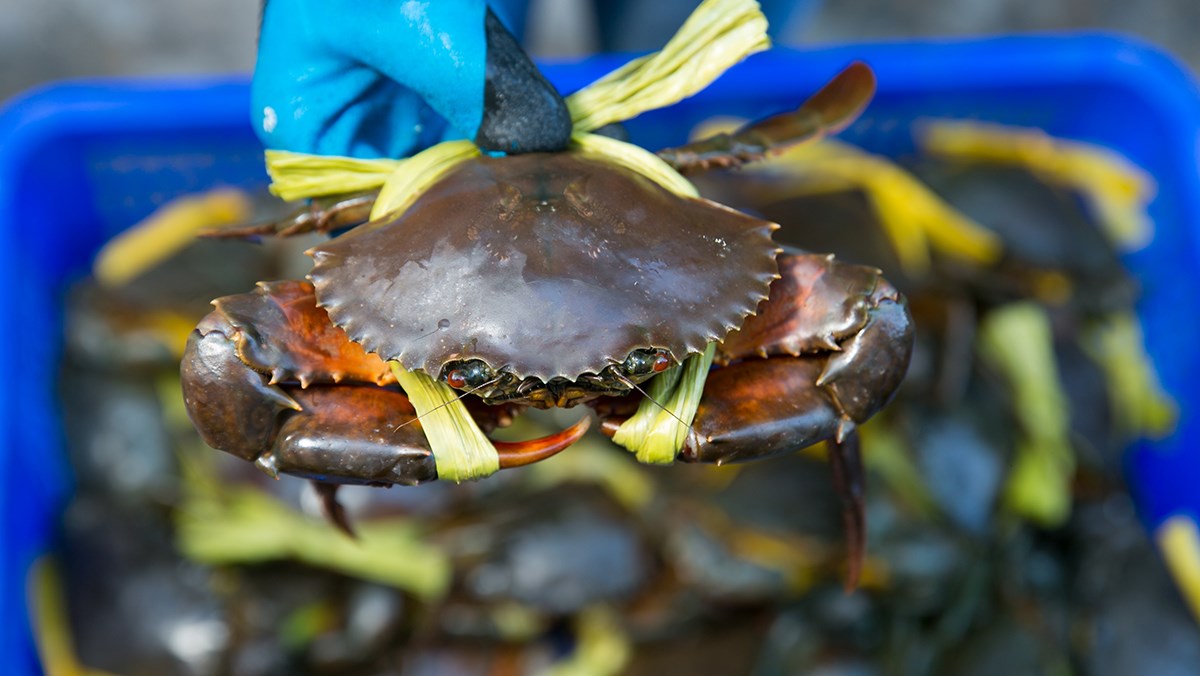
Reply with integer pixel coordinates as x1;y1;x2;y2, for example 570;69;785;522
313;482;357;539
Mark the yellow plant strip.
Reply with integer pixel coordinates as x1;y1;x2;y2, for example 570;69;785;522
612;363;682;463
389;362;500;481
543;606;632;676
369;139;481;220
767;140;1003;276
572;131;699;197
978;303;1074;527
174;438;451;598
1080;312;1176;440
1157;515;1200;622
490;602;546;641
176;486;451;600
613;343;717;465
917;120;1156;250
280;601;340;649
94;187;252;287
858;420;938;519
566;0;770;132
27;557;118;676
264;149;404;201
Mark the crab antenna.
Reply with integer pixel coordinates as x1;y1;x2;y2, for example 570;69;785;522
391;375;504;433
610;368;693;432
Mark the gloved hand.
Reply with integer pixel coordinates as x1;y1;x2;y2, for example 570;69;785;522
252;0;572;159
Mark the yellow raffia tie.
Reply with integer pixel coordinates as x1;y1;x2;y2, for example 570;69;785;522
978;303;1074;527
613;343;717;465
175;440;451;598
1157;515;1200;622
263;151;404;201
566;0;770;132
177;486;452;599
370;140;481;220
754;138;1003;276
390;363;499;482
542;606;632;676
264;0;767;207
261;0;770;477
93;188;253;287
571;131;700;197
1080;312;1176;440
28;557;119;676
917;119;1157;251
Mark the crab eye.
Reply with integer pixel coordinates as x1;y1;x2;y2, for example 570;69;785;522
443;360;494;390
623;349;673;376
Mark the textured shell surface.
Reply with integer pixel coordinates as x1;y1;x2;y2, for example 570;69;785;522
309;152;779;382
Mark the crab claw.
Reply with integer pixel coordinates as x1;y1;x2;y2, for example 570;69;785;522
296;415;587;536
594;253;912;589
494;416;591;468
180;281;585;497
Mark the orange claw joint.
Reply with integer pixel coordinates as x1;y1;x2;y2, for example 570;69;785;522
494;416;592;469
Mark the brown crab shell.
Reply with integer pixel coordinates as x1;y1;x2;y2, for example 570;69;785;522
307;152;780;383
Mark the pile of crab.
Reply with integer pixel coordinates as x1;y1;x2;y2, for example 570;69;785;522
181;3;913;585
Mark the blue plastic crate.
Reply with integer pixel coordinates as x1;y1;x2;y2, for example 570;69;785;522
2;34;1198;673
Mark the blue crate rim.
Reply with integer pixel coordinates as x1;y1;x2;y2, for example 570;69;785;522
3;32;1200;674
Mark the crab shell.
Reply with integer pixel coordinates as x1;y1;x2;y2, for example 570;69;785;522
307;152;781;384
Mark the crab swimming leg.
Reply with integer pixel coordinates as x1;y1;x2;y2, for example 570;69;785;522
656;61;876;173
180;280;587;531
201;190;380;240
598;251;912;587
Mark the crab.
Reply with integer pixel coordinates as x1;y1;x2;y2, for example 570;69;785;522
180;63;912;584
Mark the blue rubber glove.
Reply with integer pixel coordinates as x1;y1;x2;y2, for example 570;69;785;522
253;0;570;159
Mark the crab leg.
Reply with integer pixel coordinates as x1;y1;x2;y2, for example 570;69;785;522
496;416;592;468
312;482;355;538
828;432;866;590
201;190;379;240
181;280;584;496
656;62;876;173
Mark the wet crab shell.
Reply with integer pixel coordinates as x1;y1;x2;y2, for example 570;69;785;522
308;152;780;383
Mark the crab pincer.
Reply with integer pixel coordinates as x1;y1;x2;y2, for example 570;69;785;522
180;280;588;532
597;252;913;587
